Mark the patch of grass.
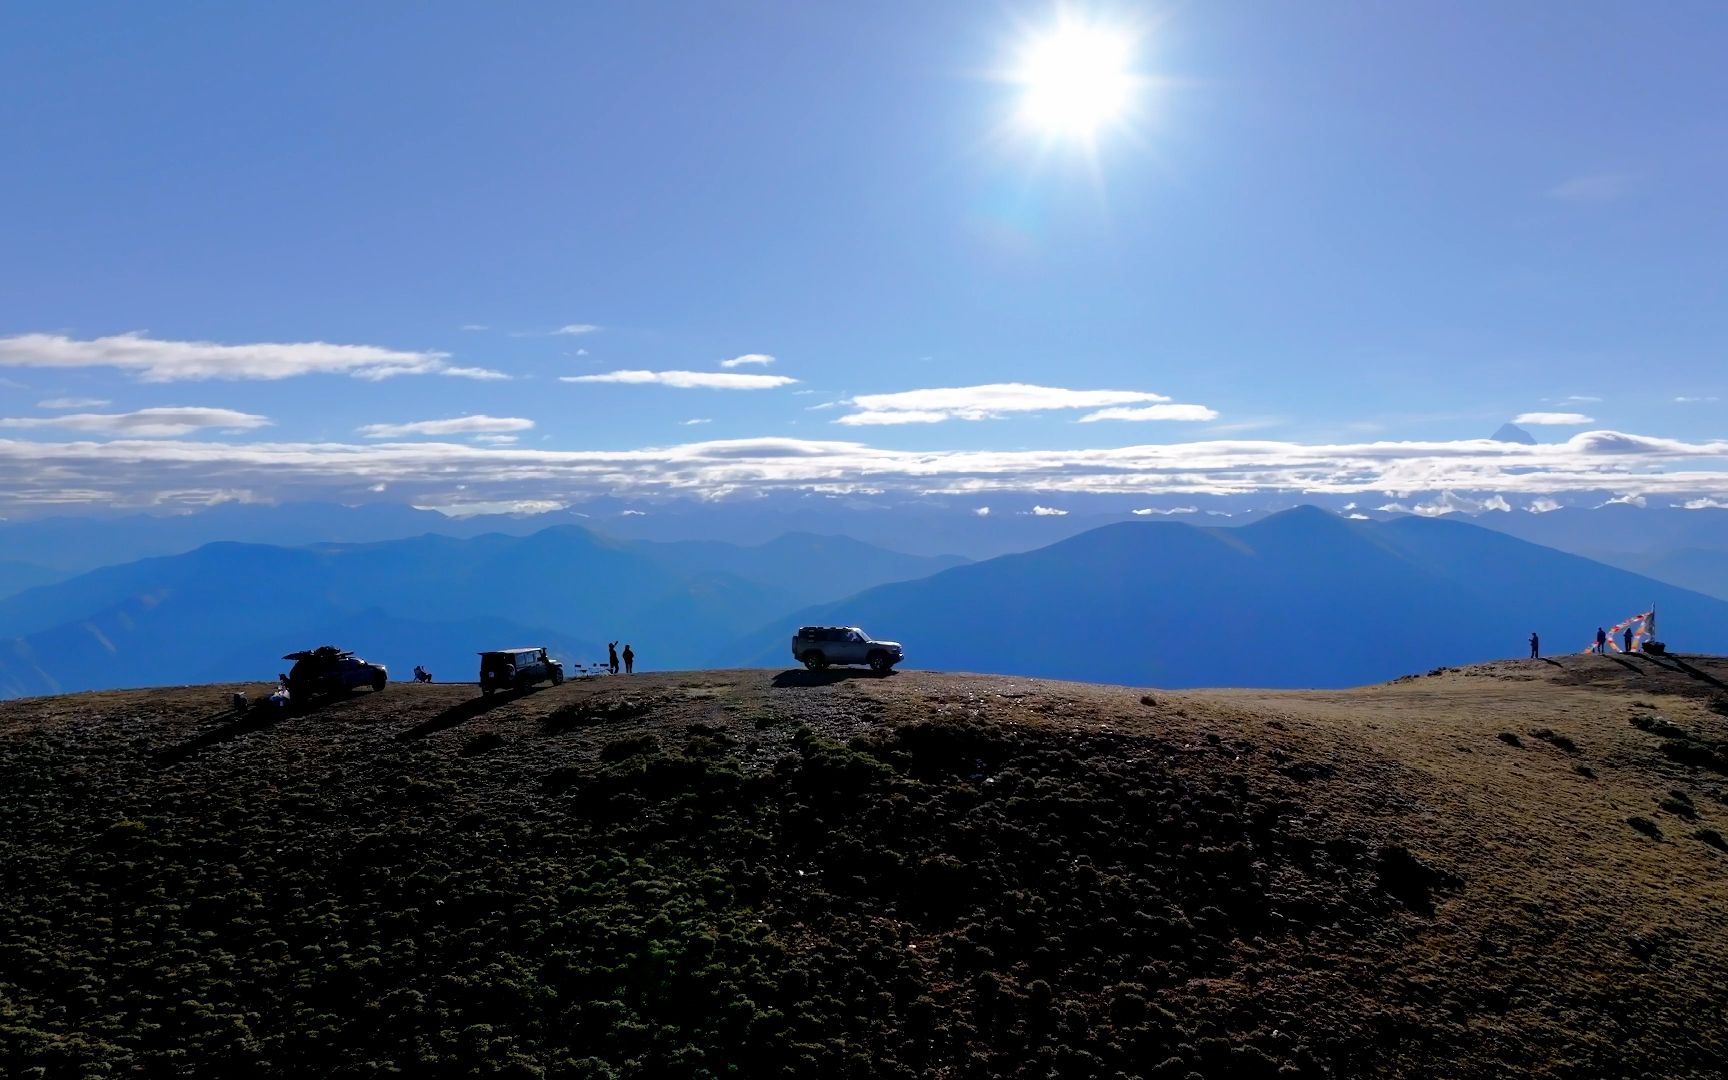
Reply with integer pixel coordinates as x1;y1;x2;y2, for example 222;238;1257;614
1497;732;1523;748
1695;828;1727;852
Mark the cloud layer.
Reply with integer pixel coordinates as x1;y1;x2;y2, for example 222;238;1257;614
356;416;536;439
834;383;1213;426
1515;411;1595;425
0;332;505;381
5;429;1728;512
561;369;797;389
0;407;271;438
719;353;775;368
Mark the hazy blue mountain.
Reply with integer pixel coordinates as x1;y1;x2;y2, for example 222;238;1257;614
739;507;1728;688
0;560;67;601
1463;503;1728;556
1626;548;1728;602
1490;423;1537;444
0;525;958;697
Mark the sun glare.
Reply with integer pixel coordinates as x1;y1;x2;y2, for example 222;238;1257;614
1014;19;1138;139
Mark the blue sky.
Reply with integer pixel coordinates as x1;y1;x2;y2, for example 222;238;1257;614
1;2;1725;514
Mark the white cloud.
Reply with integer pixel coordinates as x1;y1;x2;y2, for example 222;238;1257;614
562;369;797;390
1526;497;1563;513
554;324;600;336
1514;412;1594;425
0;407;271;438
836;382;1192;425
1079;404;1220;423
37;397;111;409
459;324;489;332
974;506;991;516
7;429;1728;513
1678;498;1728;510
1557;395;1601;405
1547;172;1637;203
1346;513;1370;520
1030;505;1068;516
1132;506;1198;516
472;434;519;445
441;366;511;380
0;406;269;435
1675;395;1719;404
357;416;536;439
0;331;503;382
681;418;712;426
719;353;775;369
427;499;570;517
834;409;951;426
1600;494;1647;508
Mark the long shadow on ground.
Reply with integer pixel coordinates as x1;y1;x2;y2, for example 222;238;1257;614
770;668;896;689
396;691;520;740
154;707;279;765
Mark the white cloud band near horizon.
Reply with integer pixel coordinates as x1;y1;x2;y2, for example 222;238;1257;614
562;369;797;389
4;429;1728;512
357;415;536;438
0;407;271;438
0;332;506;382
835;382;1215;425
1515;411;1595;425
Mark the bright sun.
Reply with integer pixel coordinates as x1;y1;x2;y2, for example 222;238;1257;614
1014;19;1138;139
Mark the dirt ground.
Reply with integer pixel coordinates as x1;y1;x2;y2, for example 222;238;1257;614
2;653;1724;1078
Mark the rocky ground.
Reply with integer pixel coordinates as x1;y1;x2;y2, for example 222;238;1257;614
1;653;1725;1078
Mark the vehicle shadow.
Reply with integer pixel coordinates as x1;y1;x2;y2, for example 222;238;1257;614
771;668;895;688
396;690;519;741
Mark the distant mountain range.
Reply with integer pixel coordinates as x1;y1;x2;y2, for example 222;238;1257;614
749;507;1728;688
0;528;961;698
5;506;1727;698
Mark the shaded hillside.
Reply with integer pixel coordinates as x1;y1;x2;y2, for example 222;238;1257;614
0;559;65;601
752;508;1728;687
2;657;1725;1078
0;527;957;697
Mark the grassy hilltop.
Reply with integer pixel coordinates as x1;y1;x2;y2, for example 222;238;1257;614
2;656;1727;1078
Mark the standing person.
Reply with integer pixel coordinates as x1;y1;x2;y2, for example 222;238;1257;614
608;641;619;675
1595;627;1607;654
622;643;634;675
1529;632;1540;659
1624;627;1634;654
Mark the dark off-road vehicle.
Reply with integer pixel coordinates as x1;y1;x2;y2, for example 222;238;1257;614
283;646;388;701
479;647;565;694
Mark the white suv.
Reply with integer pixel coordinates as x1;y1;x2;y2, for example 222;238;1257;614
790;626;903;673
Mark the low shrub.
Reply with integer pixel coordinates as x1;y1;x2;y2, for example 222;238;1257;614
1626;816;1663;840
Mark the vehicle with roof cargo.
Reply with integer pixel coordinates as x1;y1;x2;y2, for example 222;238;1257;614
479;647;565;694
283;646;387;700
791;626;903;673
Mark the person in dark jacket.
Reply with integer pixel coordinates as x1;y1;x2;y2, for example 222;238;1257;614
622;644;635;675
1595;627;1608;654
608;642;619;674
1529;632;1539;659
1623;627;1634;653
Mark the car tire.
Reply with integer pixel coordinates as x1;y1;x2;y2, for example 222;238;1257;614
868;652;893;674
372;674;387;691
551;669;564;686
482;686;494;696
802;651;827;670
